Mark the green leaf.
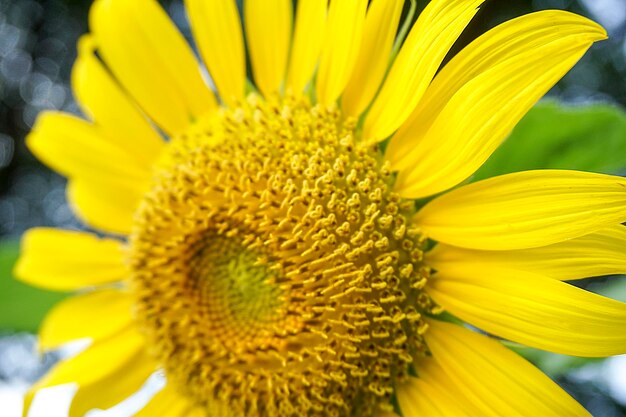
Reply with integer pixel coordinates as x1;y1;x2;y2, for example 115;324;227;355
0;240;67;333
591;275;626;303
474;100;626;181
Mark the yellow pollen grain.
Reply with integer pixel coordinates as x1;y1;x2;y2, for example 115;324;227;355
129;94;435;417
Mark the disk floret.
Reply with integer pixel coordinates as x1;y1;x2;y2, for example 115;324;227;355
130;95;433;417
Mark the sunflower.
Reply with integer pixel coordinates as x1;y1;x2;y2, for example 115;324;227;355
14;0;626;416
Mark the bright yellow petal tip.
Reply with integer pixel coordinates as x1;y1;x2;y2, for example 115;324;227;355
389;10;607;198
14;228;126;291
415;170;626;250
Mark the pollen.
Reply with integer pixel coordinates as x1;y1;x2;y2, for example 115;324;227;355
129;94;434;417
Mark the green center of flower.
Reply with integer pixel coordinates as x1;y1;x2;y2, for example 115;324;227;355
192;235;285;342
129;95;433;417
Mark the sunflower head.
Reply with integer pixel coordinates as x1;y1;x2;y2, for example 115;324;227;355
131;95;432;415
14;0;626;417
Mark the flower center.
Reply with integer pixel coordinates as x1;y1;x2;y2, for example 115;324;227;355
192;234;286;343
129;95;433;417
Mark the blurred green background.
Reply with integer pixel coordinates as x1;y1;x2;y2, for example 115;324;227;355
0;0;625;416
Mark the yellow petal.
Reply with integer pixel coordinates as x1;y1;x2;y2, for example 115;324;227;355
67;179;140;235
428;265;626;357
245;0;292;97
363;0;485;143
186;406;208;417
24;327;155;417
414;358;485;416
185;0;245;106
414;170;626;250
26;112;149;234
27;112;151;188
315;0;367;106
14;228;126;291
72;35;164;166
69;355;154;417
390;11;607;198
136;383;197;417
341;0;403;117
397;375;471;417
89;0;216;135
285;0;327;94
427;225;626;280
426;320;592;417
39;289;133;352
